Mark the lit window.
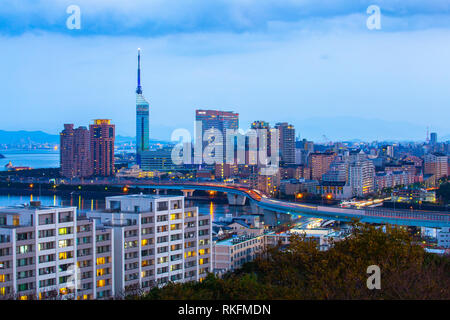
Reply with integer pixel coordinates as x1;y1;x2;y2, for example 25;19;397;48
97;279;105;287
59;252;68;260
59;240;69;248
96;257;106;265
58;227;69;235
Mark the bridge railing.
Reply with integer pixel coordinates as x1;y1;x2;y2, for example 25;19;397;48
364;208;450;222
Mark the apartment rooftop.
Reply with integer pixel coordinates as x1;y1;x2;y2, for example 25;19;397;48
216;234;262;246
106;194;183;200
0;201;76;213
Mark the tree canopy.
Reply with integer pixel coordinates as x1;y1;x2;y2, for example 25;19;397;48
437;182;450;204
137;223;450;300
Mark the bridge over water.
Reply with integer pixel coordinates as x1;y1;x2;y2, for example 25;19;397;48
118;182;450;228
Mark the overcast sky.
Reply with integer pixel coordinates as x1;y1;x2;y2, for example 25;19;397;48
1;0;450;142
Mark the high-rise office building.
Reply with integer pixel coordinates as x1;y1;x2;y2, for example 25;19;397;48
136;49;150;166
140;146;179;171
60;124;92;178
430;132;437;145
195;110;239;163
275;122;295;165
60;124;75;178
249;121;271;165
295;139;314;165
90;119;115;177
196;110;239;133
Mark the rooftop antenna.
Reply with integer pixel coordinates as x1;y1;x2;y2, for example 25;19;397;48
136;48;143;94
426;126;430;143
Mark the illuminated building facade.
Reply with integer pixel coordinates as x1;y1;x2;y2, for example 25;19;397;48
0;202;114;300
86;194;212;295
90;119;115;176
60;124;92;178
135;49;150;166
196;109;239;163
275;122;295;165
309;152;336;181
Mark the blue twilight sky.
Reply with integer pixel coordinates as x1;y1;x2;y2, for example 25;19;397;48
1;0;450;142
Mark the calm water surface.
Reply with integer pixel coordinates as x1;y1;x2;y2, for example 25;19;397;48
0;193;256;223
0;149;59;171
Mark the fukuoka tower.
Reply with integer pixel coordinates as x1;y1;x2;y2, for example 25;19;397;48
135;48;150;165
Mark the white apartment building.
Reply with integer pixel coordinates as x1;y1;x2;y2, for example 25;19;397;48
349;160;375;197
0;201;114;300
213;228;348;275
213;234;265;275
437;227;450;249
86;194;212;296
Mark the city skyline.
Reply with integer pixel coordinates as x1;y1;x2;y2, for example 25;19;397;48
1;0;450;305
1;1;450;141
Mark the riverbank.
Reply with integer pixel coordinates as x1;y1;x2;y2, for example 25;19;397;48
0;181;229;203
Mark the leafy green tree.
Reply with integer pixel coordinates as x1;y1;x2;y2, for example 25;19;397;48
138;223;450;300
437;182;450;204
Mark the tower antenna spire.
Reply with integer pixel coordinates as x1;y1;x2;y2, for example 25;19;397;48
136;48;142;94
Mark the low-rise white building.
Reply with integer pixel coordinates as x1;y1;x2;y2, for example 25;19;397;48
437;227;450;248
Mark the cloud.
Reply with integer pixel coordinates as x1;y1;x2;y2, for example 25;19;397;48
1;26;450;140
1;0;450;36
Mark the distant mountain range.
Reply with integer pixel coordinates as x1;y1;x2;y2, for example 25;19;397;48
0;121;448;146
0;130;59;145
295;117;450;143
0;130;170;145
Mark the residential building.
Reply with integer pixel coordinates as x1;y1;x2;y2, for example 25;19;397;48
214;163;238;180
60;124;92;178
437;227;450;249
86;194;212;295
322;160;349;183
90;119;115;177
424;153;448;181
196;109;239;163
275;122;295;165
349;159;375;197
309;152;335;181
213;234;265;275
0;201;114;300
